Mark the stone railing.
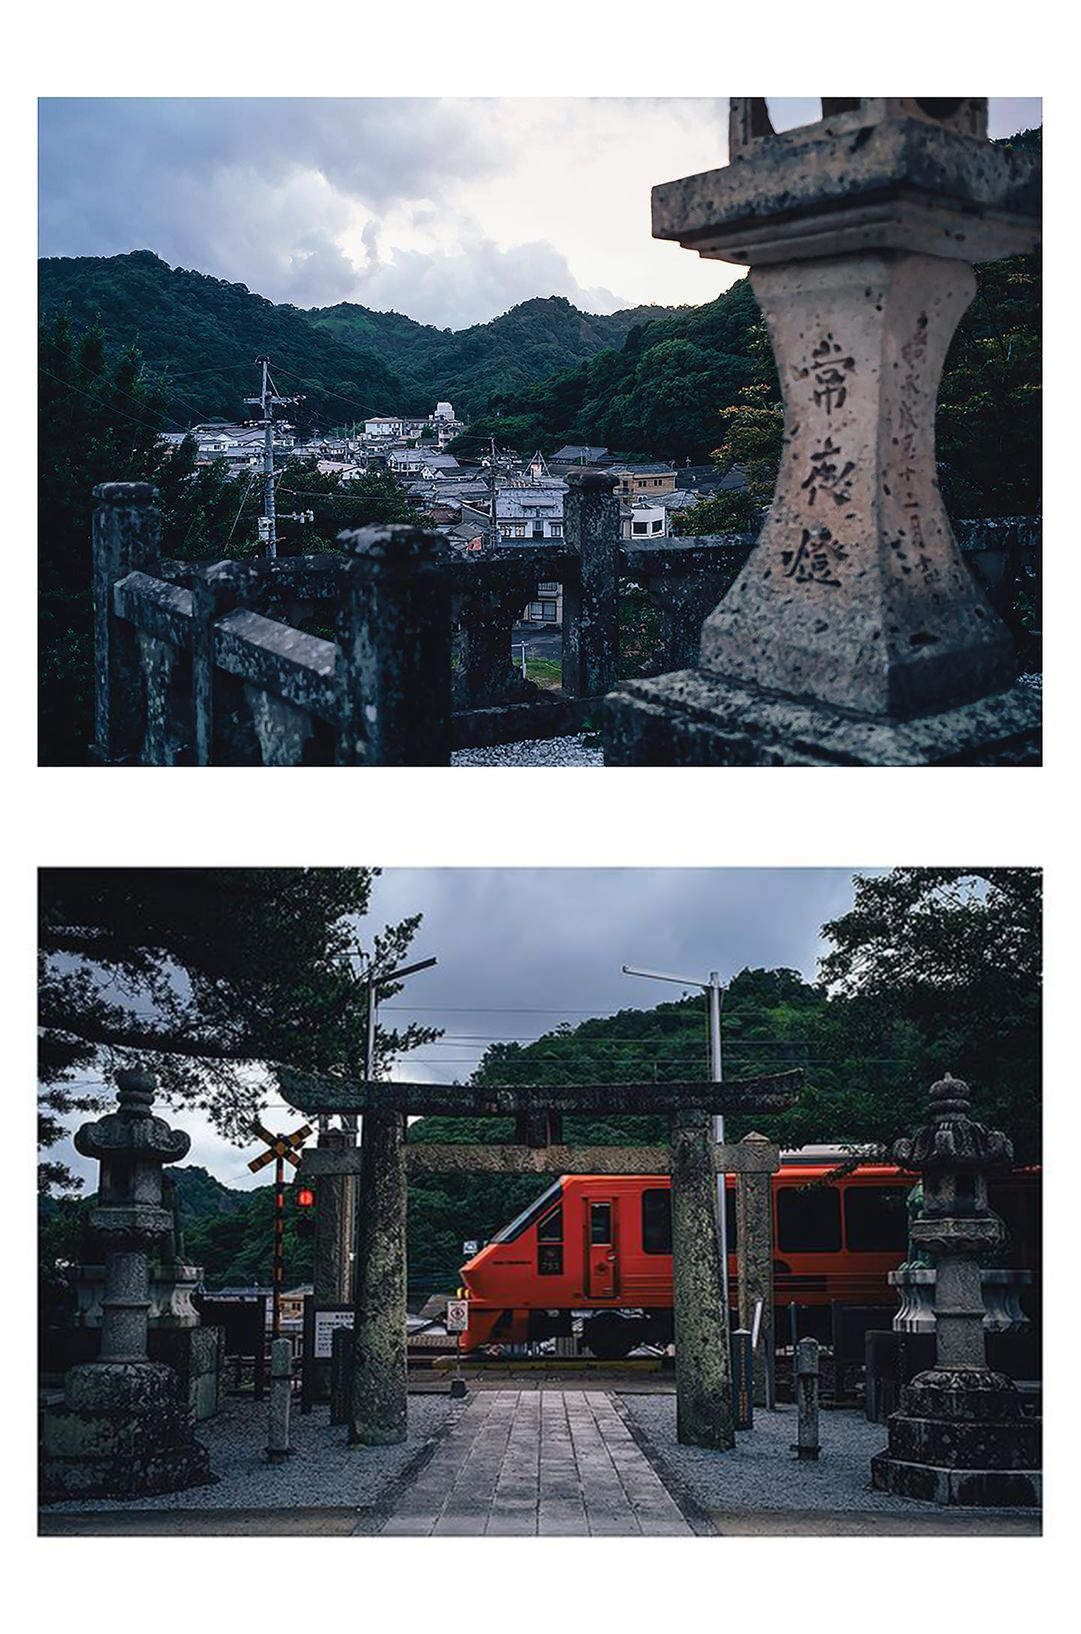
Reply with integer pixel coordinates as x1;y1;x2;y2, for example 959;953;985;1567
90;476;1040;767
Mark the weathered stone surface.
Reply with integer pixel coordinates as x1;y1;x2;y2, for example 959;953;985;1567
606;669;1040;766
654;104;1039;265
701;253;1013;718
311;1128;356;1305
350;1110;408;1447
734;1133;779;1406
278;1065;801;1118
403;1142;774;1174
562;470;621;699
871;1075;1041;1506
92;483;163;762
40;1072;214;1500
670;1111;734;1451
336;524;454;765
604;99;1042;768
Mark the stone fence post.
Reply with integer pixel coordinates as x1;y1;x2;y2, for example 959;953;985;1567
91;482;162;763
192;559;265;765
732;1131;781;1408
794;1337;821;1460
266;1337;294;1462
561;469;621;699
336;525;454;765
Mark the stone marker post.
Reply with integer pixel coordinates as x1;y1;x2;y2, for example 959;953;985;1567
336;524;454;765
561;469;621;700
311;1127;358;1306
733;1131;780;1408
90;483;162;763
871;1074;1041;1505
670;1111;735;1450
266;1337;294;1462
794;1337;821;1460
607;99;1042;766
40;1071;212;1500
349;1109;408;1446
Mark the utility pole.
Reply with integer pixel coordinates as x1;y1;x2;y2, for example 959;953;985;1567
487;434;499;550
621;964;730;1307
245;357;299;560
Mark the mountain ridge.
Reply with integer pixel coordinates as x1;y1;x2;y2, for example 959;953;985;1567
38;250;684;427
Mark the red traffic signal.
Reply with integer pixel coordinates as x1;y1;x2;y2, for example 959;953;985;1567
296;1186;315;1209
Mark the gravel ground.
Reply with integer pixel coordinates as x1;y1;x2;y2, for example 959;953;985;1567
451;733;603;767
40;1394;457;1513
1018;672;1042;692
619;1397;1039;1519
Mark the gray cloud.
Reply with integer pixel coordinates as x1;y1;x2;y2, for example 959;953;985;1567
40;98;1041;329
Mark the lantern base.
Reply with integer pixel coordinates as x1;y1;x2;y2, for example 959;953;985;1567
604;671;1040;767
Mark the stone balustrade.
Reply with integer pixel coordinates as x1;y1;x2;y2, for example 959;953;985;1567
91;476;1037;768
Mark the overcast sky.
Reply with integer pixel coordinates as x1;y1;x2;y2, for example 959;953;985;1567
38;98;1042;330
53;867;876;1193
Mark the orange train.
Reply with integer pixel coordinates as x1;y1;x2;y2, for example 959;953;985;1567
458;1156;1041;1358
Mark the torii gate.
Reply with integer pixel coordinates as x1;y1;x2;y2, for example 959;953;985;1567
279;1067;801;1452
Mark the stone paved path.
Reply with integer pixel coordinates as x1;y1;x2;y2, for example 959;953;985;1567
378;1390;700;1536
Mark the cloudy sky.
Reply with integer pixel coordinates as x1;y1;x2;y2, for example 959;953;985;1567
38;98;1042;330
53;867;875;1193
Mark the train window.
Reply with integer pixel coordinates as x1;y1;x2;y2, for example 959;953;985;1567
844;1186;908;1252
590;1202;613;1244
776;1186;842;1253
642;1188;672;1254
537;1206;563;1242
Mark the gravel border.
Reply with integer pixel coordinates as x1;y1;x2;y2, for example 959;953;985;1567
451;733;603;767
618;1396;1040;1520
40;1394;459;1514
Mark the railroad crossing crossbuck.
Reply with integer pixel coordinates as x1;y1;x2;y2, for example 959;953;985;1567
248;1120;313;1338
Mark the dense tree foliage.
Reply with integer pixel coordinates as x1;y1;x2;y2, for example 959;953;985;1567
39;251;409;425
39;253;680;425
39;313;423;764
460;277;763;463
38;867;439;1192
309;294;681;420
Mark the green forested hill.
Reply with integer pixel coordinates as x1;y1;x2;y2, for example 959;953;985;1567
38;251;680;427
38;251;413;429
307;294;683;419
454;275;764;462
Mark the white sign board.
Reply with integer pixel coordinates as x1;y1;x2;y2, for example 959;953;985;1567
462;1240;479;1257
314;1308;354;1359
446;1299;469;1334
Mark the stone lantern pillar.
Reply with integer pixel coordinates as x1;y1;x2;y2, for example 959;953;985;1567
871;1074;1041;1506
607;99;1041;766
40;1071;213;1501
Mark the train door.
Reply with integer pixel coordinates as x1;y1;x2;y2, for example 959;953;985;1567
585;1196;619;1298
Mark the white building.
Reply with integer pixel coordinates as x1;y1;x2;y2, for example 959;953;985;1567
364;415;403;440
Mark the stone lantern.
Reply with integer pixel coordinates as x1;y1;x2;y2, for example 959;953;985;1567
607;98;1041;765
40;1071;213;1501
870;1074;1040;1505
